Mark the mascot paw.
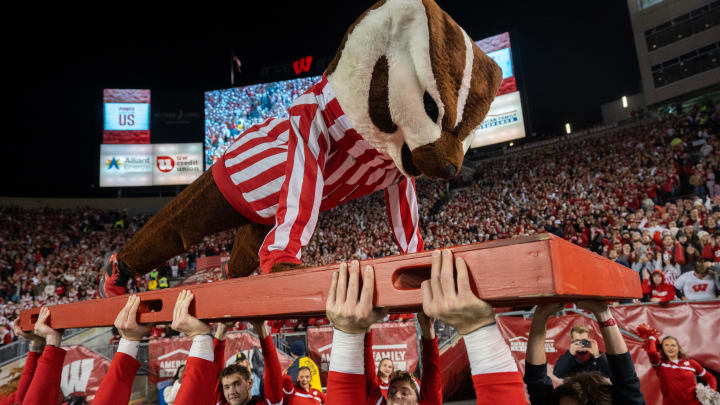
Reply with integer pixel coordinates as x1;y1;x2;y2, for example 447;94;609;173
270;262;303;273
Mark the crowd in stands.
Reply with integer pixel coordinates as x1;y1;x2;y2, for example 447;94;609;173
2;104;720;347
204;76;320;168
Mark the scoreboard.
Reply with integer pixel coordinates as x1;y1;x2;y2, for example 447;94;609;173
103;89;151;144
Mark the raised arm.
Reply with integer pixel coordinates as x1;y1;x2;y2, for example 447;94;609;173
422;249;526;405
249;320;284;404
11;319;44;405
23;307;66;405
170;290;218;405
364;330;382;396
417;312;442;404
525;303;564;405
325;261;387;404
576;301;644;405
94;295;151;405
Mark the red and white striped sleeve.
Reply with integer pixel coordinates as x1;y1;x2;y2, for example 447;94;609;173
384;176;424;254
259;101;330;273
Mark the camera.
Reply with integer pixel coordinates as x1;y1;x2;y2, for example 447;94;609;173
580;339;592;348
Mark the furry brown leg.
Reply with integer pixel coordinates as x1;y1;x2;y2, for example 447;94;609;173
270;262;303;273
227;222;273;278
118;170;249;276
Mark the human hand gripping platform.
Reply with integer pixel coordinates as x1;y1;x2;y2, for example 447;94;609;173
19;235;642;332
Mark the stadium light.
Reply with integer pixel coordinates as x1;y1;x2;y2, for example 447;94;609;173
565;123;571;134
622;96;628;108
509;142;514;147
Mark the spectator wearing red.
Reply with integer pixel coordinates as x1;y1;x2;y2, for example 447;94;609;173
641;270;676;303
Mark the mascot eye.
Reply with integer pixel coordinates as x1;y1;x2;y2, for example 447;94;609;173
423;91;439;123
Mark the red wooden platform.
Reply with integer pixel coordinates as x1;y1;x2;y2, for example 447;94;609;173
18;234;642;332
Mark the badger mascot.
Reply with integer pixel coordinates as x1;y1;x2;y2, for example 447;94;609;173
100;0;502;297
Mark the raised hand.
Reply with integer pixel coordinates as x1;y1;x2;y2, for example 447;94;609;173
114;295;152;341
421;249;494;335
326;260;386;334
170;290;211;338
13;319;44;347
33;307;63;346
249;320;268;339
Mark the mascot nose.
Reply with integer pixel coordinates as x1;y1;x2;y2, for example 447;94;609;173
441;164;458;179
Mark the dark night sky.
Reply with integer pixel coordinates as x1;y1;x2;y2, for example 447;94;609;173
7;1;641;198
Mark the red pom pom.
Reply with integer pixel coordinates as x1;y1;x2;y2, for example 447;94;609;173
633;323;661;350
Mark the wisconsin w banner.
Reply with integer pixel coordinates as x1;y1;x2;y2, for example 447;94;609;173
60;345;112;403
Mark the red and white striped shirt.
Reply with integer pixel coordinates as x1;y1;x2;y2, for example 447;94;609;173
212;74;423;273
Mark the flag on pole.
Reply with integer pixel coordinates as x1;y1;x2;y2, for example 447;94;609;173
231;52;242;86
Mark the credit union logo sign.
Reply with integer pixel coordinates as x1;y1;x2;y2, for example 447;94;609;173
157;156;175;173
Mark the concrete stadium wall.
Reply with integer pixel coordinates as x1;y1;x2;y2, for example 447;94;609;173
0;197;173;215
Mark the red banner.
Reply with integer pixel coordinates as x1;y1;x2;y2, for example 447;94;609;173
60;345;112;403
149;331;292;384
307;321;419;386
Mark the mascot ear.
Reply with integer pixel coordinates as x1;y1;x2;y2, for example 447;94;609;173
369;55;397;134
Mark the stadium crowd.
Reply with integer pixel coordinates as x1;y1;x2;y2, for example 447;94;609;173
204;77;320;168
3;106;720;345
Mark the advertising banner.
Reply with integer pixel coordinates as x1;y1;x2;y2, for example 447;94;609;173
99;143;203;187
60;345;112;403
148;331;292;384
99;144;153;187
470;32;526;148
103;89;151;144
470;91;526;148
307;321;418;386
152;143;203;185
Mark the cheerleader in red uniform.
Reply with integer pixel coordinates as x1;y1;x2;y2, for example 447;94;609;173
644;333;717;405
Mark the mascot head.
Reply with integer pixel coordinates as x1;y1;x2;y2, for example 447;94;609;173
327;0;503;179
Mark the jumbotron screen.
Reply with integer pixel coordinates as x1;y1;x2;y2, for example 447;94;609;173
204;77;320;168
470;32;526;148
204;32;525;165
103;89;151;144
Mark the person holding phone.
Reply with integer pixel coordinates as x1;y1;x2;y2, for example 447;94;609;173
553;324;611;379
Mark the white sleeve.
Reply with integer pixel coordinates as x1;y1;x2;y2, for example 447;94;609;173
164;380;181;404
116;338;140;359
674;272;686;290
328;329;365;375
188;334;214;362
463;323;518;375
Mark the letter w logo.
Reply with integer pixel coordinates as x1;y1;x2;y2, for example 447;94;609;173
61;359;94;395
692;283;709;292
292;56;313;75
